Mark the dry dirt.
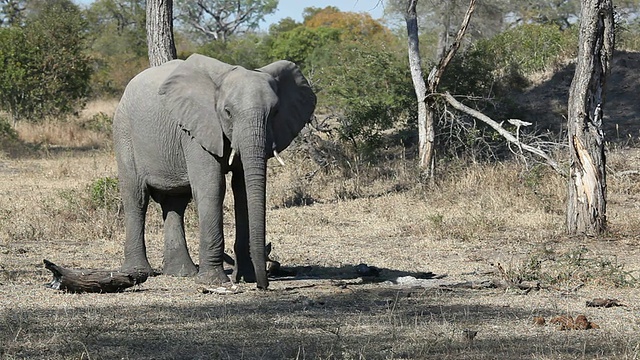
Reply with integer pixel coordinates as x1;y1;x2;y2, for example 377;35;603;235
2;51;640;359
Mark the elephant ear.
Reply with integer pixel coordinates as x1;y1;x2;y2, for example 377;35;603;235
257;60;317;152
158;54;236;157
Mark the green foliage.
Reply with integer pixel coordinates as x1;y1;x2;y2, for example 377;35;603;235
0;0;91;121
475;23;578;78
268;17;300;36
197;33;271;69
313;40;415;158
88;176;120;211
83;112;113;134
268;26;341;67
439;49;498;97
84;0;148;96
0;115;16;139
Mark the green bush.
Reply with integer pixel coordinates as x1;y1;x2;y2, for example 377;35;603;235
83;112;113;134
197;33;272;69
475;23;578;78
312;40;415;160
0;0;92;121
88;176;120;211
0;115;18;141
0;114;31;157
268;26;341;68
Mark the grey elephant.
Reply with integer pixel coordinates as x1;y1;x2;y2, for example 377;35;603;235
113;54;316;289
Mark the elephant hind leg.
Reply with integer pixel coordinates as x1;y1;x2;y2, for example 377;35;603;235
121;184;154;275
161;194;198;277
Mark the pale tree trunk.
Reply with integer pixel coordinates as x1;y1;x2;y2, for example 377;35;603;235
405;0;475;178
146;0;177;67
405;0;431;175
566;0;614;235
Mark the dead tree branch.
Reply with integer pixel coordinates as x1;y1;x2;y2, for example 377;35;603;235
427;0;476;92
44;259;148;293
442;92;566;176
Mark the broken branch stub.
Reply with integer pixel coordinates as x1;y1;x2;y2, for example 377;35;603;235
44;259;148;293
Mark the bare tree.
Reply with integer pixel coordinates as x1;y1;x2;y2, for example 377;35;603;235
566;0;614;235
404;0;476;178
146;0;176;67
405;0;430;174
177;0;277;42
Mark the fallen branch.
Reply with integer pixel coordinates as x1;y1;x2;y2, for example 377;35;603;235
442;92;566;176
44;259;148;293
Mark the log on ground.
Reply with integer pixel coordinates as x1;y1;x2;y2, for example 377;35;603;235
43;259;148;293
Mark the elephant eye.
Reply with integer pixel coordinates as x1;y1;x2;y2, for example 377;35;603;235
224;108;232;118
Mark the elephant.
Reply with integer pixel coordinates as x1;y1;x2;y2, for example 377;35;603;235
113;54;316;289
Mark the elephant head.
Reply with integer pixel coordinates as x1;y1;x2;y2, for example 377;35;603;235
156;54;316;289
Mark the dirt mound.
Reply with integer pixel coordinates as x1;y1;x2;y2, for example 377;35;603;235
515;50;640;142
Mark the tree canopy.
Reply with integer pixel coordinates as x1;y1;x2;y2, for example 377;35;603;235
176;0;277;42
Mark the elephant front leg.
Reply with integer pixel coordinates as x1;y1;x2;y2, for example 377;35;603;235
194;175;231;285
231;169;255;283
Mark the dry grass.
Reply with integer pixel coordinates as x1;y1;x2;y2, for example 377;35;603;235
2;118;640;359
11;98;118;152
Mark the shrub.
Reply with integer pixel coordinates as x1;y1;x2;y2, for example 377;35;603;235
83;112;113;134
475;23;578;79
312;40;415;160
0;0;92;122
88;176;120;211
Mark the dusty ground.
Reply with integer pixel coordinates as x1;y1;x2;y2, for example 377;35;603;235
1;147;640;359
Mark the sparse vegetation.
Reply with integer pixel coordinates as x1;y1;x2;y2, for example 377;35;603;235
2;143;640;359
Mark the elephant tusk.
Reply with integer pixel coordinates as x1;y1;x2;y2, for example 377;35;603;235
228;148;236;166
273;149;285;166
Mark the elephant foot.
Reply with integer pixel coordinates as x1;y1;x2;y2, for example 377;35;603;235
195;266;231;285
163;261;198;277
121;260;157;277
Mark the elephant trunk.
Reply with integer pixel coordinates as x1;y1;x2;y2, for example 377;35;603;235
236;113;269;289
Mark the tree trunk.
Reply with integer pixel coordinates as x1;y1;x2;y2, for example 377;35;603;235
566;0;614;235
405;0;476;179
405;0;432;176
146;0;177;67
